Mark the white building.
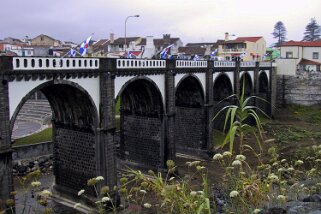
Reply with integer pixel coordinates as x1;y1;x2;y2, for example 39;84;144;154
277;40;321;75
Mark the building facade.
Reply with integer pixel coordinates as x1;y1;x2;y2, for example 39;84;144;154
218;34;266;61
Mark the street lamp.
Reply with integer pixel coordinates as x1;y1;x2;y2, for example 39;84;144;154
124;14;140;52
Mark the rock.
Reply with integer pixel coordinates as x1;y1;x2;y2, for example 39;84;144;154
303;194;321;203
28;161;35;168
17;165;28;175
268;207;286;214
38;157;49;165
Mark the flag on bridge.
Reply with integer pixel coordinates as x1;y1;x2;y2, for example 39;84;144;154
240;52;246;59
160;44;174;59
79;35;92;56
210;49;218;59
68;48;77;57
126;51;133;58
193;54;200;60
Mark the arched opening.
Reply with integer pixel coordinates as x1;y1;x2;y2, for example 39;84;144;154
117;78;164;168
240;73;253;98
10;81;99;196
258;72;269;114
213;74;233;131
175;75;205;153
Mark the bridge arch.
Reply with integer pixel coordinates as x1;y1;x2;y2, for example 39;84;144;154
10;79;100;195
117;77;165;168
258;71;269;114
240;72;253;97
175;75;206;153
213;73;234;131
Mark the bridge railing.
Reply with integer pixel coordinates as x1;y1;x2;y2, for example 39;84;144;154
13;57;99;70
240;61;256;67
213;61;236;67
116;59;166;69
259;61;272;67
175;60;207;68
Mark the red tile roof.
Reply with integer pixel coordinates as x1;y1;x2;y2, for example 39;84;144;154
281;40;321;47
235;37;263;42
299;58;321;65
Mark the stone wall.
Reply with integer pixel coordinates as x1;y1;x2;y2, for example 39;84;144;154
12;141;53;160
175;107;206;152
121;115;162;168
53;127;96;193
276;72;321;107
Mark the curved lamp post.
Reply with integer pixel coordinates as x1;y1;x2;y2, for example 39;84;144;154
124;15;140;52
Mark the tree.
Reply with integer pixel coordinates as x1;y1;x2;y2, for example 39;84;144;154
302;18;321;41
272;21;287;47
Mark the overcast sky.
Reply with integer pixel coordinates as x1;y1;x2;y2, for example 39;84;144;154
1;0;320;46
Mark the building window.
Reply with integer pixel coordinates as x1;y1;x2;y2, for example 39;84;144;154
40;36;44;41
286;51;293;58
317;65;320;72
313;52;319;59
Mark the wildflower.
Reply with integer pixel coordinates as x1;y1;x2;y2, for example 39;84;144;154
40;190;52;197
287;167;294;172
87;178;97;186
295;160;304;166
197;191;204;195
268;173;279;183
148;170;155;176
141;181;149;188
223;151;232;157
101;197;110;202
277;195;286;202
190;191;197;196
229;190;239;198
232;160;242;166
196;165;206;171
235;155;246;161
315;159;321;163
100;186;109;196
42;207;53;214
37;199;48;206
143;203;152;208
253;209;261;214
272;161;279;167
140;190;147;194
190;161;201;166
120;177;128;185
240;171;246;176
213;153;223;160
78;189;85;196
10;191;17;196
119;188;128;196
95;176;104;181
166;160;175;169
6;199;15;207
31;181;41;187
73;203;81;209
226;166;234;171
278;167;286;173
281;159;287;163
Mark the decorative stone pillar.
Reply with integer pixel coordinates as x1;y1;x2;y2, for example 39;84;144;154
98;58;117;191
205;61;214;152
0;56;14;210
164;60;176;166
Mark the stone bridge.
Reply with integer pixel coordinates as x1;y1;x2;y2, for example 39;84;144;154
0;56;275;206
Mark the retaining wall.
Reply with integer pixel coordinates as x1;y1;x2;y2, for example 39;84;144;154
276;72;321;107
12;141;53;160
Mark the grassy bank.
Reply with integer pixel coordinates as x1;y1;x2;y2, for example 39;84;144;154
13;128;52;147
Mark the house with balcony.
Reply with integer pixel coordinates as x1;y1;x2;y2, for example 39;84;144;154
218;34;266;61
279;40;321;73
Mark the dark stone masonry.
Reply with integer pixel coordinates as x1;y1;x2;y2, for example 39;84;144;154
0;56;275;208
